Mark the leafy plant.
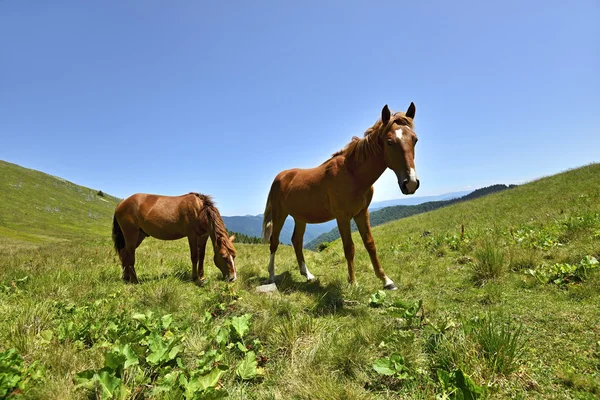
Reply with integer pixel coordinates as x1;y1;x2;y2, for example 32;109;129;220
437;368;484;399
368;292;423;328
0;349;43;398
526;256;599;285
369;290;387;307
0;276;29;295
73;310;261;398
236;351;261;381
511;227;562;250
373;353;410;380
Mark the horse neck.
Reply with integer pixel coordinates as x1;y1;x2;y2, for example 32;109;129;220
348;144;387;192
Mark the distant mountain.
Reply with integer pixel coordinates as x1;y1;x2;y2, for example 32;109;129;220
369;190;473;210
305;184;517;250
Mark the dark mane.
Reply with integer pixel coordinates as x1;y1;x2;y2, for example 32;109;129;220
191;193;236;256
331;112;413;163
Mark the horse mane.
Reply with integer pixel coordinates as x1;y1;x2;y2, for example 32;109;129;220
331;112;414;163
190;193;237;256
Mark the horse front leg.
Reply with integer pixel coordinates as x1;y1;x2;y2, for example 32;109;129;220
354;209;397;290
188;235;199;282
196;235;209;284
336;218;356;285
292;219;315;281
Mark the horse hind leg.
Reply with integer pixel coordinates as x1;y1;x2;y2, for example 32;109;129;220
120;228;142;284
292;220;315;281
268;213;287;283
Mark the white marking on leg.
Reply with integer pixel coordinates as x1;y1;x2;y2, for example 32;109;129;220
299;262;315;281
383;276;394;287
268;253;275;281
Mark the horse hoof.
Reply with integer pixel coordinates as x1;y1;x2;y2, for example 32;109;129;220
383;282;398;291
304;273;316;282
193;277;206;286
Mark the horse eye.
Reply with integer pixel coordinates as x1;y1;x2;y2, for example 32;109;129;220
386;139;393;146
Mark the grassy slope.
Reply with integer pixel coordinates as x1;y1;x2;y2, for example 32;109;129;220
305;184;515;250
0;160;120;249
0;163;599;399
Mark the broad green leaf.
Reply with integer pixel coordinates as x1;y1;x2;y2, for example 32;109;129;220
39;329;54;344
236;342;248;353
369;291;387;307
73;369;97;389
122;344;139;369
372;357;395;376
132;313;146;321
199;387;229;400
454;369;483;400
162;314;173;329
236;351;258;380
231;314;251;339
195;366;227;390
168;344;183;361
214;326;229;346
97;370;122;398
104;350;126;372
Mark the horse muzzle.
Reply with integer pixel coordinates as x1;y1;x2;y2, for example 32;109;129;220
400;178;420;195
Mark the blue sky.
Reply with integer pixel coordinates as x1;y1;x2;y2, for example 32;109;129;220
1;1;598;215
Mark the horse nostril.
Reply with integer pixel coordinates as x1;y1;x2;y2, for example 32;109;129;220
415;179;420;190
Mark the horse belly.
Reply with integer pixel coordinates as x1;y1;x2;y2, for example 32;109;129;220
141;223;187;241
285;196;333;223
138;212;188;241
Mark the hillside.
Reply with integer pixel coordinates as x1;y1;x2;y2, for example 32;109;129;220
0;160;120;247
0;163;599;399
306;184;516;250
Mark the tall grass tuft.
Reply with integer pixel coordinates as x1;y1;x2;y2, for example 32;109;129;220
471;242;506;285
466;315;525;376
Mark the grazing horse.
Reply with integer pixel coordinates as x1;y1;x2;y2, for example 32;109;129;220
112;192;237;284
262;103;419;290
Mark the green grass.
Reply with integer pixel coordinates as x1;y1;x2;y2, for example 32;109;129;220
1;162;600;398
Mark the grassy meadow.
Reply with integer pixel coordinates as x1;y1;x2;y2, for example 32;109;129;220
1;162;599;399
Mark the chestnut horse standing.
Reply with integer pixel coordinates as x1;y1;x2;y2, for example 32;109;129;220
112;192;237;284
262;103;419;290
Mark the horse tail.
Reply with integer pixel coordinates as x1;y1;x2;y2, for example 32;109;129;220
112;215;126;255
262;184;275;244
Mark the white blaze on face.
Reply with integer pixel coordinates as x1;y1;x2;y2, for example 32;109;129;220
395;128;403;139
409;168;417;182
229;255;236;281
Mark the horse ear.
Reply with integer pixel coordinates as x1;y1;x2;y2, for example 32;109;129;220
406;102;416;119
381;105;391;125
229;234;236;242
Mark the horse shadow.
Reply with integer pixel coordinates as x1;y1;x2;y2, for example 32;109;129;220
246;270;360;317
